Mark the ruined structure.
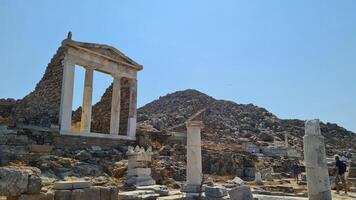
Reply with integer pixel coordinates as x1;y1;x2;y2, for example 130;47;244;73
126;146;155;186
11;33;142;140
182;120;204;193
303;119;332;200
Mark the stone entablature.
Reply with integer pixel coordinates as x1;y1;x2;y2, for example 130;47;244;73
58;33;142;140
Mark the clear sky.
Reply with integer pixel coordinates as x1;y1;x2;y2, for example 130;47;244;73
0;0;355;132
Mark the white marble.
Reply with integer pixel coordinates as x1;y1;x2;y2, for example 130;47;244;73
303;119;331;200
80;68;93;132
59;59;75;132
110;77;121;135
184;121;204;192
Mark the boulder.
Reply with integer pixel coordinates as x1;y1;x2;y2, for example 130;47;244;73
205;186;227;198
228;186;253;200
231;177;244;186
0;167;42;196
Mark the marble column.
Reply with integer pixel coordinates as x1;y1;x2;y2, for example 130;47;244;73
110;76;121;135
303;119;331;200
182;121;204;193
127;79;137;137
80;68;93;132
285;133;288;148
59;59;75;132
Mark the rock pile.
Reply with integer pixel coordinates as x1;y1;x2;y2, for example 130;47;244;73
137;89;355;155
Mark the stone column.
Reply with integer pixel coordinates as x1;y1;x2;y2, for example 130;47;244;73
303;119;332;200
110;76;121;135
80;68;93;133
285;133;288;148
127;79;137;137
182;121;204;193
59;59;75;132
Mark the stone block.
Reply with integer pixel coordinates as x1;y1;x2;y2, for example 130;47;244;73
205;186;227;198
99;186;118;200
72;181;91;189
228;186;253;200
128;168;151;177
54;190;72;200
27;175;42;194
83;187;100;200
18;192;54;200
71;189;85;200
136;185;169;196
53;182;72;190
181;184;201;193
0;167;29;196
119;190;159;200
29;145;53;153
126;176;155;186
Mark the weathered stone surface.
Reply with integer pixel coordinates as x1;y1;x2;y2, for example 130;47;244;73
29;145;53;153
72;181;91;189
54;190;72;200
228;186;253;200
126;176;156;187
18;192;54;200
119;190;159;200
99;186;118;200
136;185;169;196
205;186;227;198
27;174;42;194
12;46;67;127
53;182;72;190
0;167;29;196
231;177;244;186
303;120;331;200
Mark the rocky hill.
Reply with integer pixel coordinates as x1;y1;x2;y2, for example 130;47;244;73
137;89;355;155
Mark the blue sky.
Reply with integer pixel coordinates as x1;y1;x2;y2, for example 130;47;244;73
0;0;355;132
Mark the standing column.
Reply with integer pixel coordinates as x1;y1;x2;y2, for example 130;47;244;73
59;59;75;132
303;119;331;200
80;68;93;132
110;76;121;135
285;133;289;148
127;79;137;137
182;121;204;193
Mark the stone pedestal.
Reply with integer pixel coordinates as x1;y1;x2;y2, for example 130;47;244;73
303;119;332;200
182;121;204;193
126;146;155;186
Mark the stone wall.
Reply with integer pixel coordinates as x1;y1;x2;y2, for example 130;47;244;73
0;98;16;118
73;78;130;135
12;47;68;127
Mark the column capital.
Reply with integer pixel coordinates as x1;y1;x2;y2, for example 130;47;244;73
186;121;204;128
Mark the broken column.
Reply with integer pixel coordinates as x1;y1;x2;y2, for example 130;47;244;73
182;121;204;193
126;146;155;186
303;119;331;200
285;133;288;148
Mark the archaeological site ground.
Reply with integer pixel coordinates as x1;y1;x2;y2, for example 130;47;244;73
0;33;355;200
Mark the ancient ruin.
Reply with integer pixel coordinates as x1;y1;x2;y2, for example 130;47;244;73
1;33;356;200
303;119;332;200
182;120;204;193
126;146;155;186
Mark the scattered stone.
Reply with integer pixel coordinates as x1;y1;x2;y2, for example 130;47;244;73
231;177;244;186
205;186;227;198
228;186;253;200
136;185;169;196
29;145;53;153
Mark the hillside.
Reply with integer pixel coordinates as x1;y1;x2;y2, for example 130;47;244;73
137;89;355;155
